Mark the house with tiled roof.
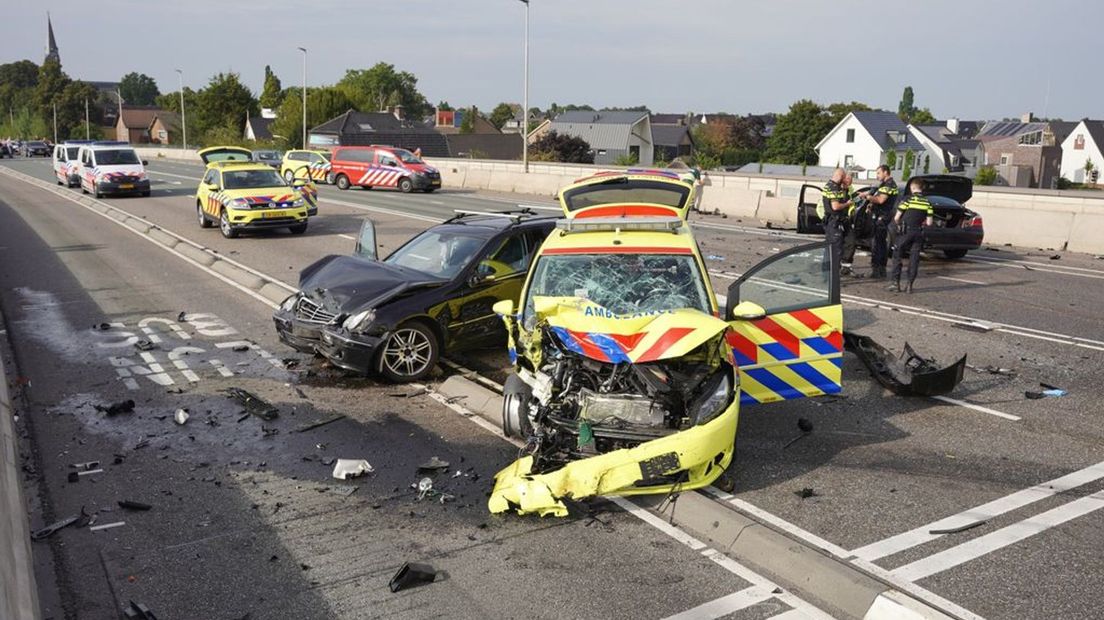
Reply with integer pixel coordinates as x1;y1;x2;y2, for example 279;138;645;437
815;110;925;176
114;106;164;143
976;115;1076;187
547;110;653;165
1059;120;1104;184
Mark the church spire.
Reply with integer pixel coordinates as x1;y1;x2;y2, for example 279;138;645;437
45;12;60;64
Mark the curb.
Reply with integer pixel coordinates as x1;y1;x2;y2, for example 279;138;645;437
435;375;501;427
0;309;43;620
0;168;297;309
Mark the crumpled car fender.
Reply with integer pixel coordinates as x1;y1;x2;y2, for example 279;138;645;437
488;399;739;517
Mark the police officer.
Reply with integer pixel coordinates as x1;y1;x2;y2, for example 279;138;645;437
819;168;852;274
858;165;898;279
839;172;860;275
888;178;934;293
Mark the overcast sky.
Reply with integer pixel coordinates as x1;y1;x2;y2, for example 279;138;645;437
5;0;1099;120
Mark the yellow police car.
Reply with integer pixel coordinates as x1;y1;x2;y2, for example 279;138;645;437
488;170;845;517
196;146;312;239
280;149;332;184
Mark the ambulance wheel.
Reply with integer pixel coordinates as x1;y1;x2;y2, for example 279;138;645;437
502;374;534;439
283;170;295;183
219;209;239;239
289;223;308;235
197;203;213;228
398;178;414;193
335;174;350;190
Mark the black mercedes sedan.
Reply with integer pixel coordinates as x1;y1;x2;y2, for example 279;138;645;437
274;210;555;382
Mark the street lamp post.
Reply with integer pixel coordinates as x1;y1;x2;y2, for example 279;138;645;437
84;98;90;140
51;102;57;143
175;69;187;150
298;47;308;149
520;0;529;173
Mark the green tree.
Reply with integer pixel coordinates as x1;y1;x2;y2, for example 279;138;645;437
922;154;930;174
885;150;897;170
902;148;915;180
459;107;476;134
911;108;936;125
336;63;430;118
489;102;515;130
259;65;283;110
975;165;997;186
194;72;256;143
0;60;40;117
898;86;915;122
826;101;872;125
613;151;638;166
764;99;835;165
269;86;352;149
529;130;593;163
119;72;160;106
436;100;453;111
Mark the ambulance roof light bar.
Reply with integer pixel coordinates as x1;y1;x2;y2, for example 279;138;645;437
556;216;683;234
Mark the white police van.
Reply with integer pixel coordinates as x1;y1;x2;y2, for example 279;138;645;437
75;142;151;198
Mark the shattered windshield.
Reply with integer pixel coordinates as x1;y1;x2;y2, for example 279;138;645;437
562;179;690;212
384;230;486;279
523;253;710;322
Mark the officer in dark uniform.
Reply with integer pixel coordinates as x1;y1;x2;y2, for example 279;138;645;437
839;172;860;275
888;178;934;293
820;168;852;273
858;165;898;279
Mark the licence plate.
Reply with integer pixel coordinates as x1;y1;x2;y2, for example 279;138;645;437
262;210;288;219
431;179;441;185
119;183;134;189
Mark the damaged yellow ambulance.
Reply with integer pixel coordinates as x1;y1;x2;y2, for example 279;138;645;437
489;170;845;517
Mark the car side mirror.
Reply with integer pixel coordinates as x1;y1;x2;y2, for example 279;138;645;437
207;182;220;191
469;272;496;287
730;301;767;321
492;299;515;316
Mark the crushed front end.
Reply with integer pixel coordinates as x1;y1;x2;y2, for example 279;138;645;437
490;302;739;517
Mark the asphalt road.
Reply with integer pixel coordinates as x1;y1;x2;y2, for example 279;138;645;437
4;155;1104;619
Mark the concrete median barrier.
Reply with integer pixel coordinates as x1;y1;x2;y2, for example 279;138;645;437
210;260;267;291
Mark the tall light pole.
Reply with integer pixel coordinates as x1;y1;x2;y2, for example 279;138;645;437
298;47;308;149
84;97;90;140
51;102;57;143
520;0;529;173
176;69;187;150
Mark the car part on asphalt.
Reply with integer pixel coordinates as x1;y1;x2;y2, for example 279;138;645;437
844;332;966;396
89;521;126;532
122;600;158;620
417;456;450;472
118;500;153;511
70;460;100;471
783;418;814;449
31;507;91;540
388;562;437;592
332;459;374;480
224;387;279;420
95;399;135;416
293;414;345;433
174;408;190;425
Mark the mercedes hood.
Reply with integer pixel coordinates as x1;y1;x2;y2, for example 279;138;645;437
297;255;443;314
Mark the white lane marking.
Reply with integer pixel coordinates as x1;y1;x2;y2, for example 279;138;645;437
851;459;1104;562
935;275;986;285
930;395;1020;421
323;196;440;223
337;234;356;241
146;169;198;181
766;609;814;620
704;488;852;558
659;586;772;620
965;253;1104;275
891;489;1104;582
709;268;1104;352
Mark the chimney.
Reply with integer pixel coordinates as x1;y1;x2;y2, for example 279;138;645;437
392;104;404;121
1021;112;1034;123
945;117;959;134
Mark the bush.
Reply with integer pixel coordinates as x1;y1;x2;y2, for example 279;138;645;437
975;165;998;186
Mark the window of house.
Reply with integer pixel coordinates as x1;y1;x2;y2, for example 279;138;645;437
846;129;855;143
1000;153;1011;165
843;155;854;168
1074;134;1085;150
1018;131;1042;146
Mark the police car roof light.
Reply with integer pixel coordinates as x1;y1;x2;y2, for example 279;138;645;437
555;216;682;234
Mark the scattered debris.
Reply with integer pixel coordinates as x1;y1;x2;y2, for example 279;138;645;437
930;520;986;535
134;340;157;351
93;322;112;331
232;344;250;352
389;562;437;592
165;387;184;394
261;426;280;437
293;414;345;433
90;521;126;532
418;456;450;472
282;358;299;369
293;387;307;399
844;333;966;396
31;508;90;540
952;320;997;333
416;477;433;500
176;311;187;322
389;387;431;398
706;254;725;261
783;418;814;449
795;488;818;499
122;600;158;620
332;459;374;480
117;500;152;511
67;472;79;483
967;364;1015;377
1040;382;1064;391
173;408;190;425
1026;387;1067;399
95;399;135;416
70;461;100;471
1049;254;1061;260
332;485;358;498
224;387;279;420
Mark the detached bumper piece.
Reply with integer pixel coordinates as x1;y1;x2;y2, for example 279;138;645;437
844;332;966;396
488;402;738;518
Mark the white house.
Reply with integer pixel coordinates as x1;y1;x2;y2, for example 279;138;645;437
908;119;980;176
816;110;926;178
1059;120;1104;183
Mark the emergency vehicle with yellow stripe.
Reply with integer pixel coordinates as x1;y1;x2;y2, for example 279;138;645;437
488;170;843;517
280;149;333;184
328;145;442;193
195;147;316;239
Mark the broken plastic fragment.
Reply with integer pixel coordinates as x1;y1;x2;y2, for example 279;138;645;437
844;333;965;396
174;409;190;425
332;459;374;480
31;507;90;540
388;562;437;592
224;387;279;420
417;456;450;472
95;399;135;416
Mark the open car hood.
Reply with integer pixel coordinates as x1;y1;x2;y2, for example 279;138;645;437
533;297;731;363
298;255;442;313
906;175;973;204
198;145;253;165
